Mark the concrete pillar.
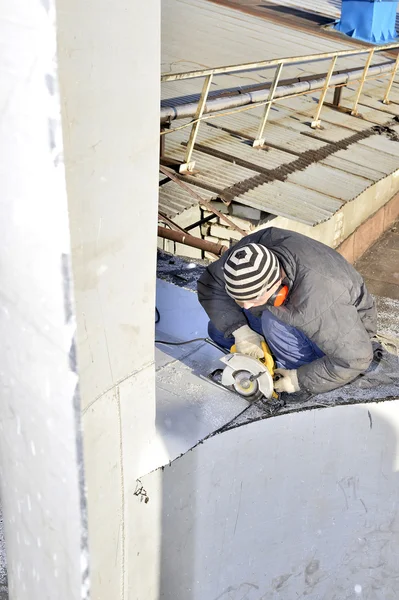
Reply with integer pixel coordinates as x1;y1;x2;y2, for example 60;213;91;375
56;0;162;598
0;1;88;599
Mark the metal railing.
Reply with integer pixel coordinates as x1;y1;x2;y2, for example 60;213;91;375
161;42;399;172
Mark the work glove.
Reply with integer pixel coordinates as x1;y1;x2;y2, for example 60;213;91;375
233;325;265;359
273;368;300;394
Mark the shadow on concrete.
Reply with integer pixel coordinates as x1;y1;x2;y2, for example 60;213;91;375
259;4;334;25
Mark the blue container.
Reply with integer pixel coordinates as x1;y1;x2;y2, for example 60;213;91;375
335;0;398;44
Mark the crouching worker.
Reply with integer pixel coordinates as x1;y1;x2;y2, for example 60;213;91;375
197;227;377;397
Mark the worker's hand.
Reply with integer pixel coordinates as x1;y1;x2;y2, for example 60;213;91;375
233;325;265;359
273;368;300;394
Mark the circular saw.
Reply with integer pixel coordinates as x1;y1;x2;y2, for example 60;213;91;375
219;352;274;401
206;341;276;402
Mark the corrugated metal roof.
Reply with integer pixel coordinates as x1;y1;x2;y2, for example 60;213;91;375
359;133;399;158
232;180;344;225
165;138;259;189
321;155;385;181
332;144;399;176
160;0;399;228
345;92;399;119
264;109;357;143
287;163;373;201
162;0;357;103
169;123;298;169
159;181;214;218
205;111;329;152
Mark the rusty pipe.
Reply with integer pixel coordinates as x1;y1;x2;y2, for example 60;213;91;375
158;225;228;257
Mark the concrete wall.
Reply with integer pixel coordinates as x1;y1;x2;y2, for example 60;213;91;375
0;0;88;598
56;0;163;598
140;401;399;599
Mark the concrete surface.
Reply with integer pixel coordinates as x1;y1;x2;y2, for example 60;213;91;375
139;400;399;600
356;219;399;301
57;0;163;597
0;0;88;598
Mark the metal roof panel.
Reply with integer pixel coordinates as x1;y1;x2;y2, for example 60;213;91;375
232;180;344;225
321;155;384;181
160;0;399;228
165;138;259;189
159;181;214;218
208;112;328;152
170;124;298;169
332;144;399;175
287;163;373;201
359;134;399;158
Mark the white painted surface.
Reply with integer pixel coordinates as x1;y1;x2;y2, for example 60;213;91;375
57;0;162;597
140;401;399;600
0;0;87;598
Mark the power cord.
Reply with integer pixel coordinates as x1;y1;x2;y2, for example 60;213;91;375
155;336;228;354
155;305;228;353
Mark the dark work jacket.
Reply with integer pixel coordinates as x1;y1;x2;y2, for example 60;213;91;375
197;227;377;394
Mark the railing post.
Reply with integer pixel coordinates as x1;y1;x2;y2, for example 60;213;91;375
383;52;399;105
253;62;284;148
351;48;375;117
180;74;213;173
311;55;337;129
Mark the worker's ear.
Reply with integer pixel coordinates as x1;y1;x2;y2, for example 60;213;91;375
267;277;291;307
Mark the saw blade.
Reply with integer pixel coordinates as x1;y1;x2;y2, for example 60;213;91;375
232;370;260;398
220;352;274;400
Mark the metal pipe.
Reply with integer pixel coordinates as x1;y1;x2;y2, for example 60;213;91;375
160;62;394;123
158;212;188;234
158;225;228;256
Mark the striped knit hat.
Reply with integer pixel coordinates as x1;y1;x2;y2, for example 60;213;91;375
223;243;281;301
